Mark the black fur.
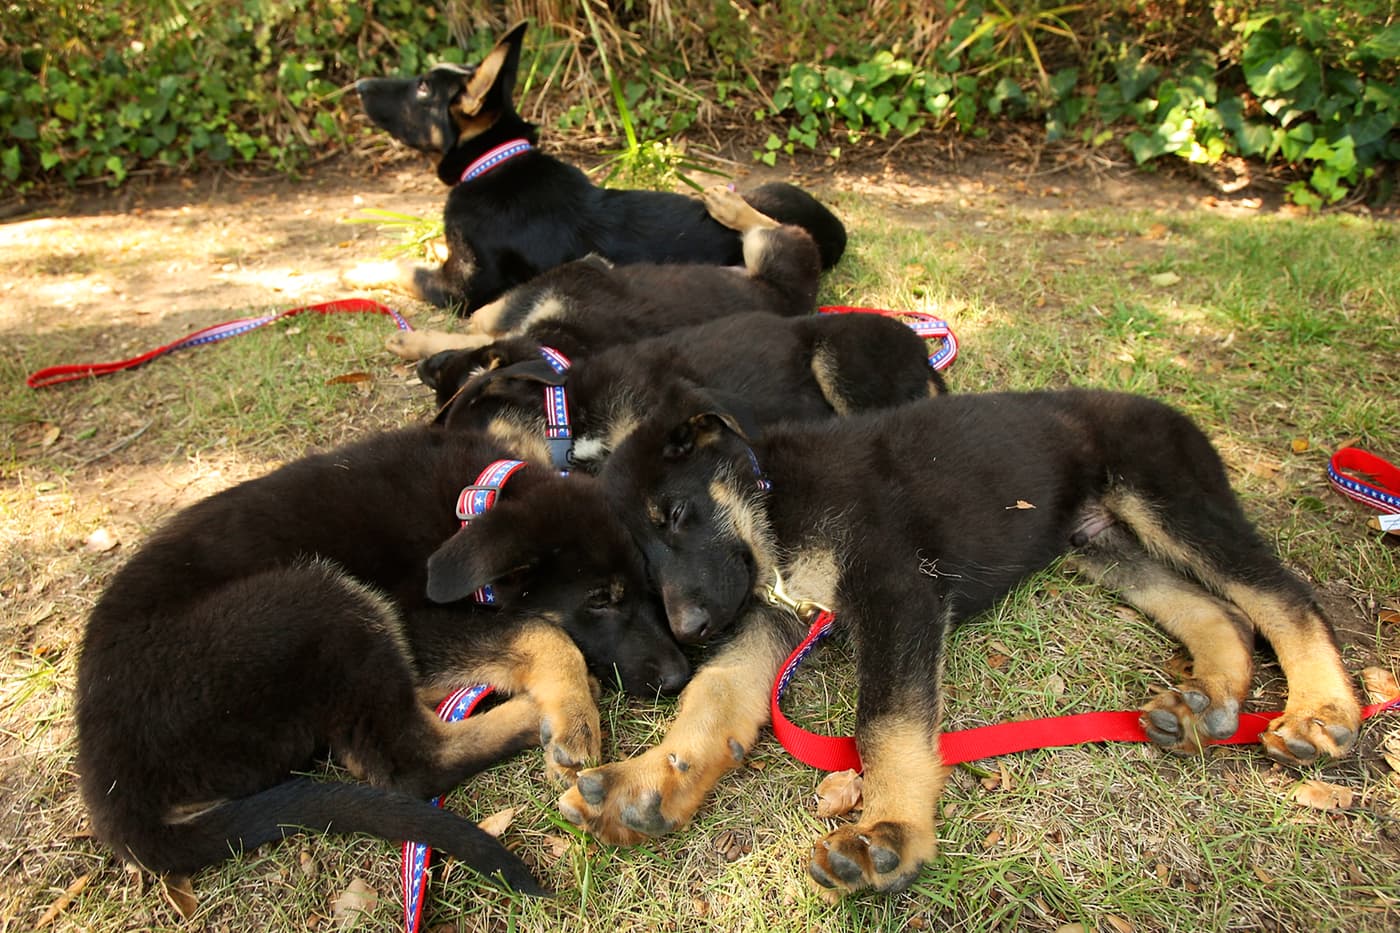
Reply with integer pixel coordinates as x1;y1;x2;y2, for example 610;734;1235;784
422;311;946;473
356;22;846;311
75;425;687;889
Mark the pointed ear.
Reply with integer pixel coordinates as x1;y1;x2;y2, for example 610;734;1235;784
455;22;527;117
661;411;748;460
425;516;532;604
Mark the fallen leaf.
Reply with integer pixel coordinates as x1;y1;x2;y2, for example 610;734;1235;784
1251;864;1275;884
330;878;378;929
1148;271;1181;287
541;834;571;864
326;372;373;385
161;874;198;921
1379;608;1400;626
981;828;1002;849
477;806;516;838
1007;499;1037;510
325;334;347;345
815;769;863;817
84;528;119;553
1105;915;1135;933
41;424;61;448
987;653;1008;669
1289;779;1354;811
299;849;318;878
1360;667;1400;704
713;828;752;862
1056;925;1089;933
35;871;92;928
1290;437;1309;453
1143;222;1169;240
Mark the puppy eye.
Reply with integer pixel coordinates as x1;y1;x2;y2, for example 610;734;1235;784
668;501;687;531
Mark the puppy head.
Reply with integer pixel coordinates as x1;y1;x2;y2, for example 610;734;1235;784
426;469;690;695
355;22;527;154
602;383;769;645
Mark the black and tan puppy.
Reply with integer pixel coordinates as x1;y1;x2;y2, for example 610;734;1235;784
557;386;1361;896
353;22;845;312
419;310;945;474
383;185;823;362
75;425;688;894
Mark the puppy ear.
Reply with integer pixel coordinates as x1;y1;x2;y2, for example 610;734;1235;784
424;516;531;604
456;22;527;117
662;410;748;460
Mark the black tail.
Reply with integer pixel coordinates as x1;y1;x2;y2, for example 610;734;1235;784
120;778;548;896
743;182;848;269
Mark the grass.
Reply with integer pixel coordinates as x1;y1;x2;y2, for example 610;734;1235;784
1;158;1398;932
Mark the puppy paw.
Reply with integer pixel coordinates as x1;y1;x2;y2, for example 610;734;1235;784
342;258;413;291
558;745;717;844
1140;679;1242;754
702;184;777;233
539;693;601;784
808;820;936;898
1260;701;1360;766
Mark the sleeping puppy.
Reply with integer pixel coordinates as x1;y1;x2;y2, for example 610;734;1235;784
352;22;845;312
557;385;1361;896
418;310;947;473
75;424;688;896
383;185;822;362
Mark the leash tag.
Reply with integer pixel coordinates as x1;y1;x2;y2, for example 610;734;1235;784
765;569;829;624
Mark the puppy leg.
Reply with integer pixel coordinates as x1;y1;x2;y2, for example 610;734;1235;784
1069;528;1254;754
418;618;602;784
1105;489;1360;765
384;328;492;361
703;184;781;233
558;618;791;844
809;716;948;899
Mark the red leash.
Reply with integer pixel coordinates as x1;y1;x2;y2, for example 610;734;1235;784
25;298;412;388
771;610;1400;771
818;305;958;371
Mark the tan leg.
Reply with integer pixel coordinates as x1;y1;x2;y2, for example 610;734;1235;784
384;328;492;361
558;620;789;843
809;716;947;898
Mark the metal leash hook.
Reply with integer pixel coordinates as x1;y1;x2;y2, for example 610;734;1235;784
764;569;830;625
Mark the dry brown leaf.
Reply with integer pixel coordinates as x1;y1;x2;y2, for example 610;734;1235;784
1143;222;1169;239
477;806;516;838
161;874;198;921
1361;667;1400;703
41;424;61;448
1378;608;1400;625
326;372;373;385
1289;779;1354;811
1056;925;1089;933
330;878;378;929
815;769;863;817
1148;271;1181;287
987;653;1008;670
1251;864;1275;884
541;834;572;864
1105;915;1135;933
1290;437;1309;453
981;828;1002;849
84;527;119;553
325;334;347;346
35;871;92;928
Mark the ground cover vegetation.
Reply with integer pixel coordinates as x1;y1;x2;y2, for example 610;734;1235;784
1;1;1398;931
1;1;1396;207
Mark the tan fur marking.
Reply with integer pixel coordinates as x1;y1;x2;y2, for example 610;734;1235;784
467;295;512;336
484;412;551;467
518;293;569;331
702;185;780;233
709;474;778;583
858;716;948;833
384;329;492;361
809;345;851;415
779;546;842;612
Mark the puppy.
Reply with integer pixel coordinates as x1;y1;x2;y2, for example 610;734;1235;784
75;424;688;894
352;22;845;312
557;385;1361;896
384;185;822;362
419;310;946;473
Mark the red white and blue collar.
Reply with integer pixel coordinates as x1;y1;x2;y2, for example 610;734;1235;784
459;138;532;184
454;458;529;604
538;346;574;472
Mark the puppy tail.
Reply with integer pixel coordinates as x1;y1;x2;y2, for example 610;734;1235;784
742;182;848;269
117;778;549;896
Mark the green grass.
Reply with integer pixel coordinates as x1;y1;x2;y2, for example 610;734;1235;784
1;165;1398;931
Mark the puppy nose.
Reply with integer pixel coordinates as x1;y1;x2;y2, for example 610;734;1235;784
672;605;711;643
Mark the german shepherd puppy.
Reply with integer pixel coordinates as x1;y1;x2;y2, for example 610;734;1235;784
75;425;688;894
354;22;845;312
557;386;1361;896
419;310;946;473
383;185;822;362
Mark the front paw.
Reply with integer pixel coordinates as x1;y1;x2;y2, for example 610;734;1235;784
1140;678;1242;754
539;694;601;784
558;747;710;844
1260;701;1359;766
808;820;936;898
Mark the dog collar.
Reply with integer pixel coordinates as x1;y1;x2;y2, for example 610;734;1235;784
459;138;532;184
744;445;772;492
455;458;529;604
538;346;574;472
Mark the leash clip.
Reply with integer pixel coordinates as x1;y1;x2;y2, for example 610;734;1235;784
765;570;829;624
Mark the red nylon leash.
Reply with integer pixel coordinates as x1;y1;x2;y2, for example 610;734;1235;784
1327;447;1400;522
25;298;412;388
771;611;1400;771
